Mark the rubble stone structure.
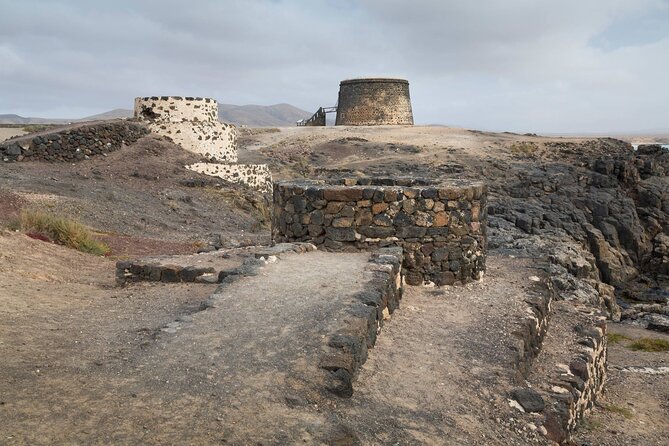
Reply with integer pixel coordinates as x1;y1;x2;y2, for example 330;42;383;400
272;177;487;286
134;96;271;192
335;78;414;126
1;122;147;163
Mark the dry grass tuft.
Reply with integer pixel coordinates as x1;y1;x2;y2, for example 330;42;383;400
8;210;110;256
627;337;669;352
509;141;539;156
607;333;631;344
602;403;634;419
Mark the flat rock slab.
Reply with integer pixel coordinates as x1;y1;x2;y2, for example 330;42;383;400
115;242;317;284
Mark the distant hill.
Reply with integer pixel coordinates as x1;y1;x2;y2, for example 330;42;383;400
80;108;133;121
1;103;312;127
0;114;70;125
218;103;311;127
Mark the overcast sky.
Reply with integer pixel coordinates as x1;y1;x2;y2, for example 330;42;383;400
0;0;667;133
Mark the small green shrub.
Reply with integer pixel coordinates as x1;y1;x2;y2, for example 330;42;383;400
627;338;669;352
603;403;634;419
607;333;631;344
10;210;110;256
509;141;538;156
21;124;52;133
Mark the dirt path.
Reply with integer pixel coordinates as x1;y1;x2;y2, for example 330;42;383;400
0;230;549;445
332;255;550;445
0;235;376;444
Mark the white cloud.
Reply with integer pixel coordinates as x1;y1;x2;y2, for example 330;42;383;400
0;0;666;132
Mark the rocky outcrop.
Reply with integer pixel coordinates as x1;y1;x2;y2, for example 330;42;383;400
486;139;669;331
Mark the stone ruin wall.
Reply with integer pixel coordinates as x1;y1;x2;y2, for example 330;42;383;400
0;122;148;163
272;178;487;286
134;97;237;162
134;96;271;192
188;162;271;192
335;78;414;126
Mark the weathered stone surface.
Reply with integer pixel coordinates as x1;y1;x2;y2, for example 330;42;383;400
332;217;354;228
161;265;182;283
510;388;545;413
325;227;357;242
373;214;393;227
335;78;413;126
372;202;388;214
433;211;449;227
323;188;364;202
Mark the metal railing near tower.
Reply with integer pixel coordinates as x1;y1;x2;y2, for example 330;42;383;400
296;106;337;126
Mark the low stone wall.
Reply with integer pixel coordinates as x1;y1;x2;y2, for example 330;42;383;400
321;247;404;397
540;305;608;443
273;177;487;286
0;122;148;162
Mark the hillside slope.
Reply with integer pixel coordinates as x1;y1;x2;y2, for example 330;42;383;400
218;103;310;126
1;103;311;127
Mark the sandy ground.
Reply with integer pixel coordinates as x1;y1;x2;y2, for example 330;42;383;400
0;229;555;445
0;128;26;142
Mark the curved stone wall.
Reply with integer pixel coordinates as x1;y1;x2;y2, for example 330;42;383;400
188;163;272;193
335;78;414;126
135;96;218;123
135;96;272;192
272;177;487;286
134;96;237;162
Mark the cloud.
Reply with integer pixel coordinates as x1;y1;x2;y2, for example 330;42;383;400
0;0;666;132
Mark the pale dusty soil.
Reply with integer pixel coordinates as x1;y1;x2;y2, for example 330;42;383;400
0;229;553;445
0;128;26;142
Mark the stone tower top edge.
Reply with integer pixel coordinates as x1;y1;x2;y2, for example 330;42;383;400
135;96;217;103
339;78;409;86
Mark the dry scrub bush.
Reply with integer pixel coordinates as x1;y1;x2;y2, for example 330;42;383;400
9;210;110;256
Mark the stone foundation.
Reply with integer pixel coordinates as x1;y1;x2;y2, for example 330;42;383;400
272;177;487;286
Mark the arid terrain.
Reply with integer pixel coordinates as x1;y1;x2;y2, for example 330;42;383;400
1;123;668;445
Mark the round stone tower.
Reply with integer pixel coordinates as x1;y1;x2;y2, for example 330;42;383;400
335;78;413;126
134;96;237;162
134;96;271;192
